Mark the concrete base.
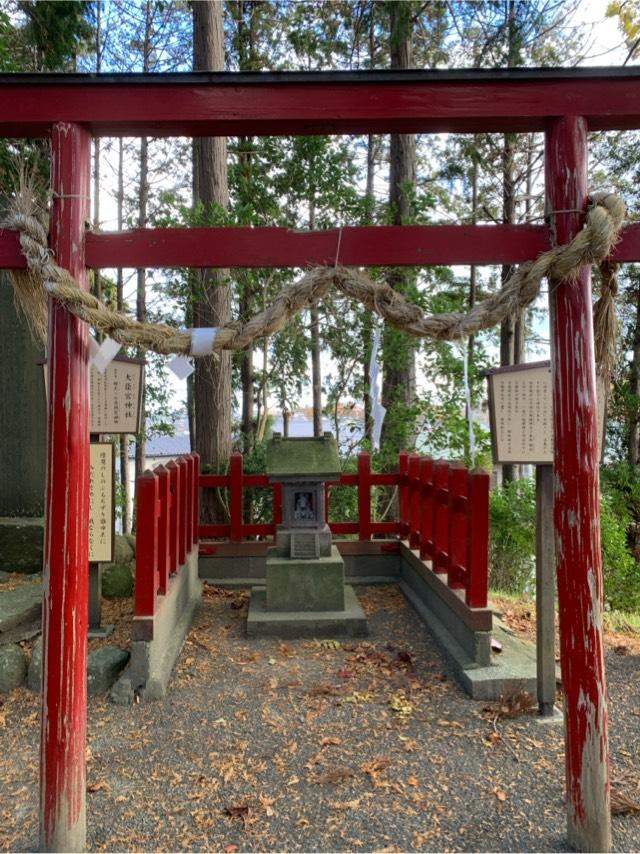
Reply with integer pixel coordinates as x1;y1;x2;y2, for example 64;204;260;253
111;548;201;703
247;584;367;638
88;624;114;639
266;545;345;611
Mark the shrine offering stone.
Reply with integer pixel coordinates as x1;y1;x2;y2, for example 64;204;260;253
0;644;28;692
266;546;345;612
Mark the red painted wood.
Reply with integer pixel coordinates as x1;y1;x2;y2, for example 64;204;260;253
183;456;193;554
4;72;640;138
370;521;402;535
432;461;450;575
357;452;372;541
200;523;231;538
40;122;91;853
192;452;200;544
155;465;170;595
177;458;188;566
447;464;468;591
329;522;359;535
135;471;159;618
408;454;421;549
398;452;410;538
6;221;640;272
419;458;433;561
229;453;243;542
370;472;401;486
273;483;283;527
83;223;550;269
467;469;489;609
199;473;229;488
166;460;179;574
546;116;611;851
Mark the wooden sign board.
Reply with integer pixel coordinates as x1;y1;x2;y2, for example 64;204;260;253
89;358;144;434
487;361;606;465
89;442;115;563
41;356;144;435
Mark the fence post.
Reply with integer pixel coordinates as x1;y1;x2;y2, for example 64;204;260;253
177;457;188;567
432;460;450;575
155;465;170;595
448;463;468;591
273;482;283;533
408;453;421;549
358;452;372;541
467;467;489;608
135;470;159;618
166;459;179;574
184;455;194;554
192;451;200;545
398;451;410;537
419;457;433;561
230;453;244;542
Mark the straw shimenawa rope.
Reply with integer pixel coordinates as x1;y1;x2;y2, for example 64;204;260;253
5;189;626;357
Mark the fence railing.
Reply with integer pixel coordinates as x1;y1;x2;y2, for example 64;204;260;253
135;452;200;619
198;450;490;609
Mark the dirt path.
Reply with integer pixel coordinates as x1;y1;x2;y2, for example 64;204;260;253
1;584;638;852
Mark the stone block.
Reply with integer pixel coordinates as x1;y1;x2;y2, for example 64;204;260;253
102;563;134;598
88;646;130;695
0;577;42;633
0;644;27;691
247;585;367;639
266;546;345;611
113;535;135;565
0;519;43;574
27;635;42;691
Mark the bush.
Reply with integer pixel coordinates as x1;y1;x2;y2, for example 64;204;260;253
600;493;640;612
489;478;536;595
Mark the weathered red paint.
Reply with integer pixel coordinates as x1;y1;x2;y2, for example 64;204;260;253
229;453;244;543
3;70;640;137
192;451;201;544
40;122;91;853
467;469;490;609
432;461;450;576
156;465;170;595
447;464;468;591
177;457;188;566
408;454;421;549
357;452;372;541
135;470;159;619
419;457;434;562
546;116;611;852
166;460;179;574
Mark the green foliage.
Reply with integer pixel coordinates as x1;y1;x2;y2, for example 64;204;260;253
600;493;640;611
489;478;536;595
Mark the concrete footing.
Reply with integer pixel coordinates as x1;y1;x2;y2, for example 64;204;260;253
112;548;201;703
247;584;367;638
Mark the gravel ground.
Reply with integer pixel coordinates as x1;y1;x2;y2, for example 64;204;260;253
0;584;638;853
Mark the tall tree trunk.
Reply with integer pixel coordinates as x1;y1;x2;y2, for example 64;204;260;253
628;277;640;468
381;1;416;454
363;132;376;445
116;137;131;534
193;0;232;522
499;0;522;483
308;190;323;437
92;0;102;310
134;3;153;521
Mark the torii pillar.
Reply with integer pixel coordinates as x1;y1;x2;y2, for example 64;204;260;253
39;122;91;852
546;117;611;851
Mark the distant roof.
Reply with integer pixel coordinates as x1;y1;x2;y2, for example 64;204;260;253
266;433;341;478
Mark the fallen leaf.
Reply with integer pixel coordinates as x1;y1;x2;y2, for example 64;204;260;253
320;736;342;747
492;787;508;802
87;781;110;793
330;799;361;810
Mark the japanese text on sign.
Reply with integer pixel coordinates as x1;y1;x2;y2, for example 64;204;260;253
89;442;114;563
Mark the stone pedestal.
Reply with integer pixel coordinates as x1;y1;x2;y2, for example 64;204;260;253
266;545;345;611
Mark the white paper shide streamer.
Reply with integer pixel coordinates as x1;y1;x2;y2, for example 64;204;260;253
369;325;386;450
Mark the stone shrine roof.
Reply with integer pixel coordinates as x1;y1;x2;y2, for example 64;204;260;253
266;433;341;478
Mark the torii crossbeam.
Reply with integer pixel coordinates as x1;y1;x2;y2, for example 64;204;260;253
1;68;638;853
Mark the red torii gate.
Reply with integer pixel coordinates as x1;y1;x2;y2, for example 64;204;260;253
1;67;639;852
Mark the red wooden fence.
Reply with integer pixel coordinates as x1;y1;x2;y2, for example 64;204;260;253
135;452;200;619
197;450;489;608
